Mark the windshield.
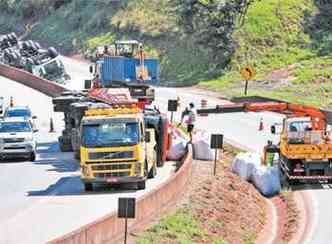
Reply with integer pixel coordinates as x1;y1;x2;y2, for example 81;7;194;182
0;121;32;133
288;121;312;132
5;109;31;118
82;122;139;147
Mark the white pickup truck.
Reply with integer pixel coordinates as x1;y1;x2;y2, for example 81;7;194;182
0;117;37;161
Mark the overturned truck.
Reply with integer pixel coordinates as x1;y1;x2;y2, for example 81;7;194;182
53;88;171;190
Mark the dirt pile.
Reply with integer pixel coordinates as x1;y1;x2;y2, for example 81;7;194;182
189;164;267;244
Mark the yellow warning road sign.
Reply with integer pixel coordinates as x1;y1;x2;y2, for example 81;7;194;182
240;66;256;81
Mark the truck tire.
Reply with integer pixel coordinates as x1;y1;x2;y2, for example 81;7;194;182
74;151;80;160
30;152;36;162
156;149;164;167
84;183;93;191
48;47;59;58
148;162;157;179
137;180;146;190
34;41;41;50
59;138;73;152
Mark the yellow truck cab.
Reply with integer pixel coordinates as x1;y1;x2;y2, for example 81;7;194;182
79;106;157;191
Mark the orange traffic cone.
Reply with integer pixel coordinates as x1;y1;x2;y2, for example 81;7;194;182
259;118;264;131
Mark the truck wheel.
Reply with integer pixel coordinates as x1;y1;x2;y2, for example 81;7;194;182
30;152;36;162
48;47;59;58
156;149;164;167
148;163;157;179
59;141;73;152
137;180;146;190
84;183;93;191
74;151;80;160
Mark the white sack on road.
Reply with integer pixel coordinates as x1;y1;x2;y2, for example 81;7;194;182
251;166;281;197
192;131;214;161
167;135;187;161
231;152;261;181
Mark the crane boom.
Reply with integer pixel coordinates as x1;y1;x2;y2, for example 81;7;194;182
198;101;327;130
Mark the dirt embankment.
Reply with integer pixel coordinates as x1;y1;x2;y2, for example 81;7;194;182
188;158;266;244
134;145;301;244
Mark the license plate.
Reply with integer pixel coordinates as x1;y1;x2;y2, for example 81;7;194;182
106;178;118;183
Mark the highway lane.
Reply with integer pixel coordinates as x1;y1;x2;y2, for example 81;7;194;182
0;75;176;244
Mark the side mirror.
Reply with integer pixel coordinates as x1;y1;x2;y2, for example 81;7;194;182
145;131;151;143
33;129;39;133
271;125;276;134
89;65;93;74
32;115;37;119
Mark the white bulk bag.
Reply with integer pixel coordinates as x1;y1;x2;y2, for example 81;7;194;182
192;131;214;161
251;166;281;197
231;152;261;181
167;137;187;161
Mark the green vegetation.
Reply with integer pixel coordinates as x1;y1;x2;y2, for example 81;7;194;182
200;0;332;107
0;0;332;106
136;208;227;244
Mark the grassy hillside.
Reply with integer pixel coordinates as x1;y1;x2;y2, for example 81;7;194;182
200;0;332;107
0;0;332;107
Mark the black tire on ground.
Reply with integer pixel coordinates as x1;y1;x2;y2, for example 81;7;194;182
30;152;36;162
34;41;41;50
26;57;35;65
137;180;146;190
9;33;17;45
29;42;37;51
84;182;93;191
148;162;157;179
48;47;59;58
22;41;29;50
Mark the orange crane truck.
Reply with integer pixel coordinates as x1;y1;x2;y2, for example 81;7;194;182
198;101;332;184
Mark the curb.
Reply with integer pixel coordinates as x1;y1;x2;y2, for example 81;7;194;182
256;198;278;244
290;191;315;244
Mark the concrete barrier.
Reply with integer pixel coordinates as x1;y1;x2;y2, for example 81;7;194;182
49;147;192;244
0;63;68;97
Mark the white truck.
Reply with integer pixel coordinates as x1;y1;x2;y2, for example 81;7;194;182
0;117;37;161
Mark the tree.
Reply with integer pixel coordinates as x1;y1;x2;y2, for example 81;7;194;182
175;0;256;69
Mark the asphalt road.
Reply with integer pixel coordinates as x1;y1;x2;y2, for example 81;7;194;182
0;75;175;244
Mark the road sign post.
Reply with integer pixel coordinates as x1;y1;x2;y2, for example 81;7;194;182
244;80;249;96
211;134;224;176
240;66;256;96
168;99;178;123
118;197;136;244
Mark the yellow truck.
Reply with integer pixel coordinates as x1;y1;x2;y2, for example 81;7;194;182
79;106;159;191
